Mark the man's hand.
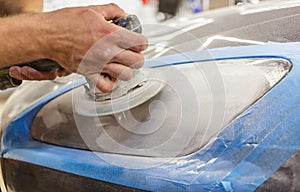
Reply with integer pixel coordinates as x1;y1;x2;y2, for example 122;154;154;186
39;3;148;92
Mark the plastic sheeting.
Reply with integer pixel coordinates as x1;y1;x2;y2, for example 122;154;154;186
1;42;300;191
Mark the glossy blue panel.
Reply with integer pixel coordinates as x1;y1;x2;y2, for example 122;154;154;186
2;42;300;191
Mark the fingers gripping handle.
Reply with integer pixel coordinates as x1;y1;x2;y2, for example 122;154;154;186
0;59;61;90
0;14;142;90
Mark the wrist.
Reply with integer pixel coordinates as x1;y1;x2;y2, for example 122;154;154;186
34;10;74;65
27;12;53;60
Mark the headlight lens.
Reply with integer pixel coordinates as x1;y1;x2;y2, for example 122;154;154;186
27;58;291;157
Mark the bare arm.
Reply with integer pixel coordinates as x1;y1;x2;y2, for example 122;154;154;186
0;13;46;67
0;0;61;81
0;4;148;92
0;13;63;81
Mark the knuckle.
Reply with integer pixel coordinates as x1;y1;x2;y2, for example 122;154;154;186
49;74;57;80
133;55;144;68
109;3;119;8
132;36;148;51
138;35;148;47
122;68;134;81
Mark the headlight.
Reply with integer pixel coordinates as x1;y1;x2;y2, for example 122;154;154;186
29;58;291;157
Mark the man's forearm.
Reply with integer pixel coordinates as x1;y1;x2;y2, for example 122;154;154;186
0;13;46;68
0;4;148;92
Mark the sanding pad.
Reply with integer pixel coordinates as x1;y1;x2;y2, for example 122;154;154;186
74;69;165;116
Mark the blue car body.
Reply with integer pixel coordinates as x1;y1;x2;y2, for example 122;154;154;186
1;42;300;191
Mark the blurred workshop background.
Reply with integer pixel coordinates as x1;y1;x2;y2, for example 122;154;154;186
42;0;263;24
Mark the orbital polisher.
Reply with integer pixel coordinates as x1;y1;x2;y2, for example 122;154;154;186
0;15;165;116
74;15;165;116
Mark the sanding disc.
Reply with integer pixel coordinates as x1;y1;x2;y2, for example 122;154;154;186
74;69;165;116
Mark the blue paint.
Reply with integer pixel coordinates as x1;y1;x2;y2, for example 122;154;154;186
1;42;300;191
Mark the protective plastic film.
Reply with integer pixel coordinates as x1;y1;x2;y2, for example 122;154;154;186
2;43;300;192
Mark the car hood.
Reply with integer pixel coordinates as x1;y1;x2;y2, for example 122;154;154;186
143;0;300;58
